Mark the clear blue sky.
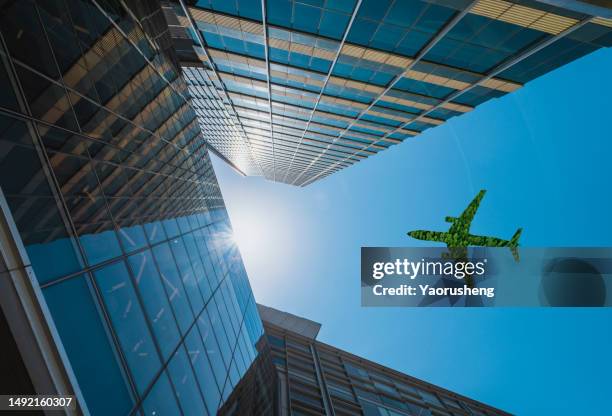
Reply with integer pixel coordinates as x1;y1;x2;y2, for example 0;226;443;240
211;47;612;415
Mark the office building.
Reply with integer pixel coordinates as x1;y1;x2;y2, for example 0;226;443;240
259;305;510;416
164;0;612;186
0;1;263;414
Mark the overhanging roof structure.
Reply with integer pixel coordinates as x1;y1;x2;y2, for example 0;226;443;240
164;0;612;186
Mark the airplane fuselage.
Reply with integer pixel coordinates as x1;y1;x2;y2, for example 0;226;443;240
408;230;512;247
407;190;522;262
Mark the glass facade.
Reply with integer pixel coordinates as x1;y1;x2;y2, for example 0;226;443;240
260;305;509;416
164;0;612;186
0;1;263;415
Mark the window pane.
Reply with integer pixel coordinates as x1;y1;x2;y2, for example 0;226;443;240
419;389;443;407
183;232;213;303
144;220;167;245
162;218;180;238
43;274;134;415
79;226;122;266
194;229;221;290
207;298;233;366
141;371;181;416
169;236;204;314
0;1;60;79
185;325;221;414
94;261;161;394
117;222;147;252
197;313;227;388
152;243;195;335
128;250;181;360
167;345;209;416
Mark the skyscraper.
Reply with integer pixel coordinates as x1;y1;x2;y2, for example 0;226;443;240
0;1;263;414
259;304;510;416
165;0;612;186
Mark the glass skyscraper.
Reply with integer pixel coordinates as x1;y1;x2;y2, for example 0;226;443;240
259;305;509;416
164;0;611;186
0;1;262;415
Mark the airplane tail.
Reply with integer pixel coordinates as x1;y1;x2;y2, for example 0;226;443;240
509;228;522;262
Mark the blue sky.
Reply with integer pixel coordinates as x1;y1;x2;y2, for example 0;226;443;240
211;47;612;415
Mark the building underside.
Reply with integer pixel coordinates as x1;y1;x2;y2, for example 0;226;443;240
163;0;611;186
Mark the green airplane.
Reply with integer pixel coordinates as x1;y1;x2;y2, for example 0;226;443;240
408;190;522;262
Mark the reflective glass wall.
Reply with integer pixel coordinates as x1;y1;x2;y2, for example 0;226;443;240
0;1;263;415
165;0;612;186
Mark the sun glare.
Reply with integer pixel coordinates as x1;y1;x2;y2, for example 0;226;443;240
231;213;269;256
228;205;293;271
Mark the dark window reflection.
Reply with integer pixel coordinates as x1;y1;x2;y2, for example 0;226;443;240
0;115;82;282
0;52;20;111
0;1;60;79
13;63;79;131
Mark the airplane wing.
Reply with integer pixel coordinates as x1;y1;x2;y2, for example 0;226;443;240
448;190;486;235
407;230;448;243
